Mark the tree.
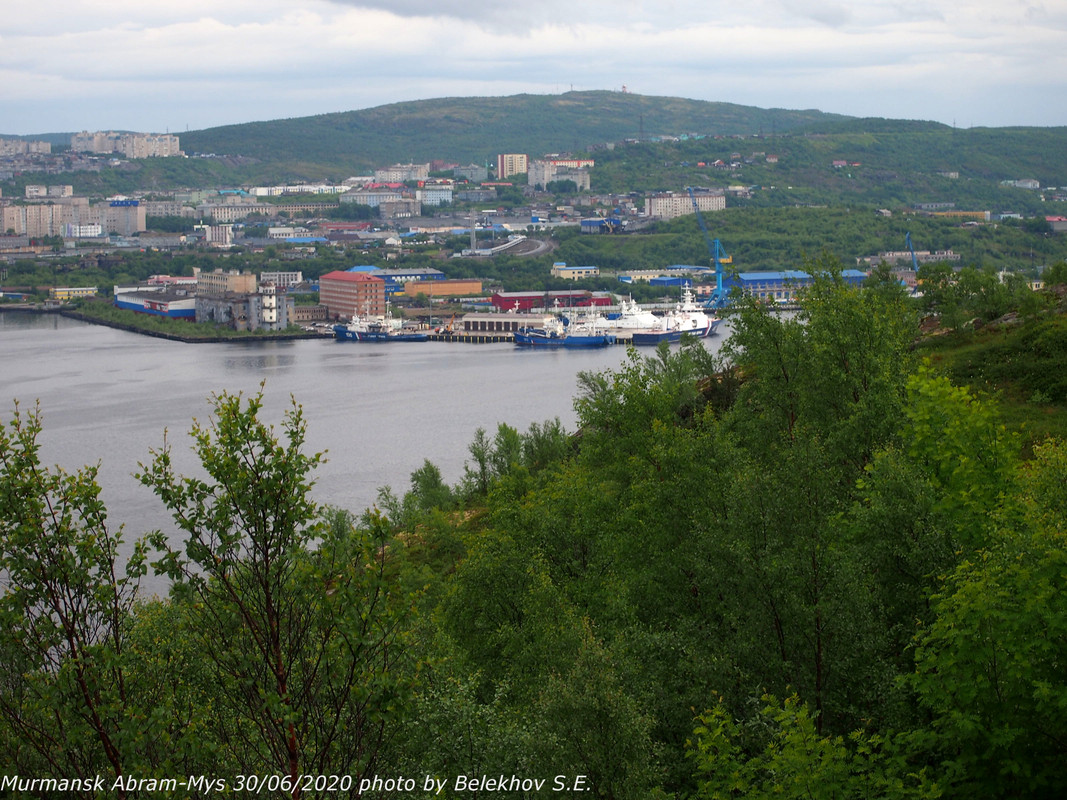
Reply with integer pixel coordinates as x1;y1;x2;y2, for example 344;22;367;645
909;438;1067;798
0;402;147;792
137;387;410;793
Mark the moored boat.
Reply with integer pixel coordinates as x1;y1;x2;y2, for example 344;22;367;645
333;311;428;342
514;312;616;348
630;286;720;345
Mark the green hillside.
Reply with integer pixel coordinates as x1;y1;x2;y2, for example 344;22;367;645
179;91;850;171
5;92;1067;211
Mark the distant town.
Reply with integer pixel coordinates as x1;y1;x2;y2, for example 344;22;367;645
0;128;1060;334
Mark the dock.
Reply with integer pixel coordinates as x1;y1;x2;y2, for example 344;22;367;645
425;330;634;344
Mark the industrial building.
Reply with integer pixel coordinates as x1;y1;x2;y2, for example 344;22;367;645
114;289;196;319
723;269;868;302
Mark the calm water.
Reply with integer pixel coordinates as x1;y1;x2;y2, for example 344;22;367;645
1;311;731;554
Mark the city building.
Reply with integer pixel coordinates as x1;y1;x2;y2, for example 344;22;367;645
722;269;867;302
497;154;528;179
403;278;482;299
71;131;182;158
454;164;489;182
49;286;98;301
195;223;234;248
259;270;305;289
528;159;592;191
374;267;445;296
374;163;429;182
101;199;147;236
141;199;195;218
551;262;600;280
195;268;257;297
646;190;725;220
114;288;197;319
0;138;51;156
490;289;612;312
416;183;454;207
319;270;387;319
195;282;295;332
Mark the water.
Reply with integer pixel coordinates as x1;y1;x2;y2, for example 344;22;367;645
1;311;731;556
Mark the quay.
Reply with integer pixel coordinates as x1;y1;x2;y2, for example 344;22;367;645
425;330;634;344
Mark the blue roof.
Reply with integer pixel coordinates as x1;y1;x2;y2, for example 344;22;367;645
346;265;379;273
738;271;811;281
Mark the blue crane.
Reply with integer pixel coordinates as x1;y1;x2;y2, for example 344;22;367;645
905;231;918;271
687;187;732;308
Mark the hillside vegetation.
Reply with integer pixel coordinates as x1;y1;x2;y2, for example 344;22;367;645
5;92;1067;212
180;91;847;170
6;272;1067;798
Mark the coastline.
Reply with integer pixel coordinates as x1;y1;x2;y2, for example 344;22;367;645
0;303;328;343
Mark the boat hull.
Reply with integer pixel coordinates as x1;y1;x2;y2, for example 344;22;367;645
333;324;428;342
629;318;720;345
514;329;615;348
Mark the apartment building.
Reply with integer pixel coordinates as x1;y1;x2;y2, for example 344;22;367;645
195;268;257;297
101;200;147;236
528;160;592;191
71;131;182;158
496;153;528;179
374;163;429;182
0;139;51;156
646;190;726;220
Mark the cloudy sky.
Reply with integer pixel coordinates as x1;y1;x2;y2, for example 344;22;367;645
3;0;1066;135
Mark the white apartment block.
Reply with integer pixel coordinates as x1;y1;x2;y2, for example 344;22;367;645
141;199;195;218
260;271;304;288
496;153;528;179
195;202;273;222
374;163;429;182
194;224;235;248
646;191;726;220
340;187;406;208
71;131;182;158
100;200;147;236
0;139;51;156
528;161;592;191
416;184;454;207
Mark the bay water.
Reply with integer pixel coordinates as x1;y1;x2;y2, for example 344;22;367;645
1;311;731;590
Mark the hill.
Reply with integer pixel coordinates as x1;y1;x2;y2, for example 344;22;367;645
5;92;1067;211
179;91;851;172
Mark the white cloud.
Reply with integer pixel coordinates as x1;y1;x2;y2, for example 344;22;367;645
1;0;1065;134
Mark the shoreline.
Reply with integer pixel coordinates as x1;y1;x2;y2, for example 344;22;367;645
1;304;328;343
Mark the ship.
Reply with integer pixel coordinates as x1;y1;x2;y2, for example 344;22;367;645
514;311;616;348
333;308;428;342
629;286;720;346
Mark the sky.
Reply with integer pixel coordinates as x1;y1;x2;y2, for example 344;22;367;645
3;0;1066;136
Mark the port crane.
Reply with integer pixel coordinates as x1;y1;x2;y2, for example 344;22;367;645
686;187;732;308
905;232;919;271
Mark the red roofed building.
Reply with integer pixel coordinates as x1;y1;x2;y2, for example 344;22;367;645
319;270;386;319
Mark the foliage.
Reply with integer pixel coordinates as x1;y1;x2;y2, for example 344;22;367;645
909;438;1067;798
137;386;412;786
689;695;940;800
9;244;1067;797
0;402;148;789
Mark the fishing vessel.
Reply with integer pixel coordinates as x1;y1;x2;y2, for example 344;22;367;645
629;287;720;345
514;312;616;348
333;305;428;342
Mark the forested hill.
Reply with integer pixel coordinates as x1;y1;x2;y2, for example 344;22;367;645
179;91;854;170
